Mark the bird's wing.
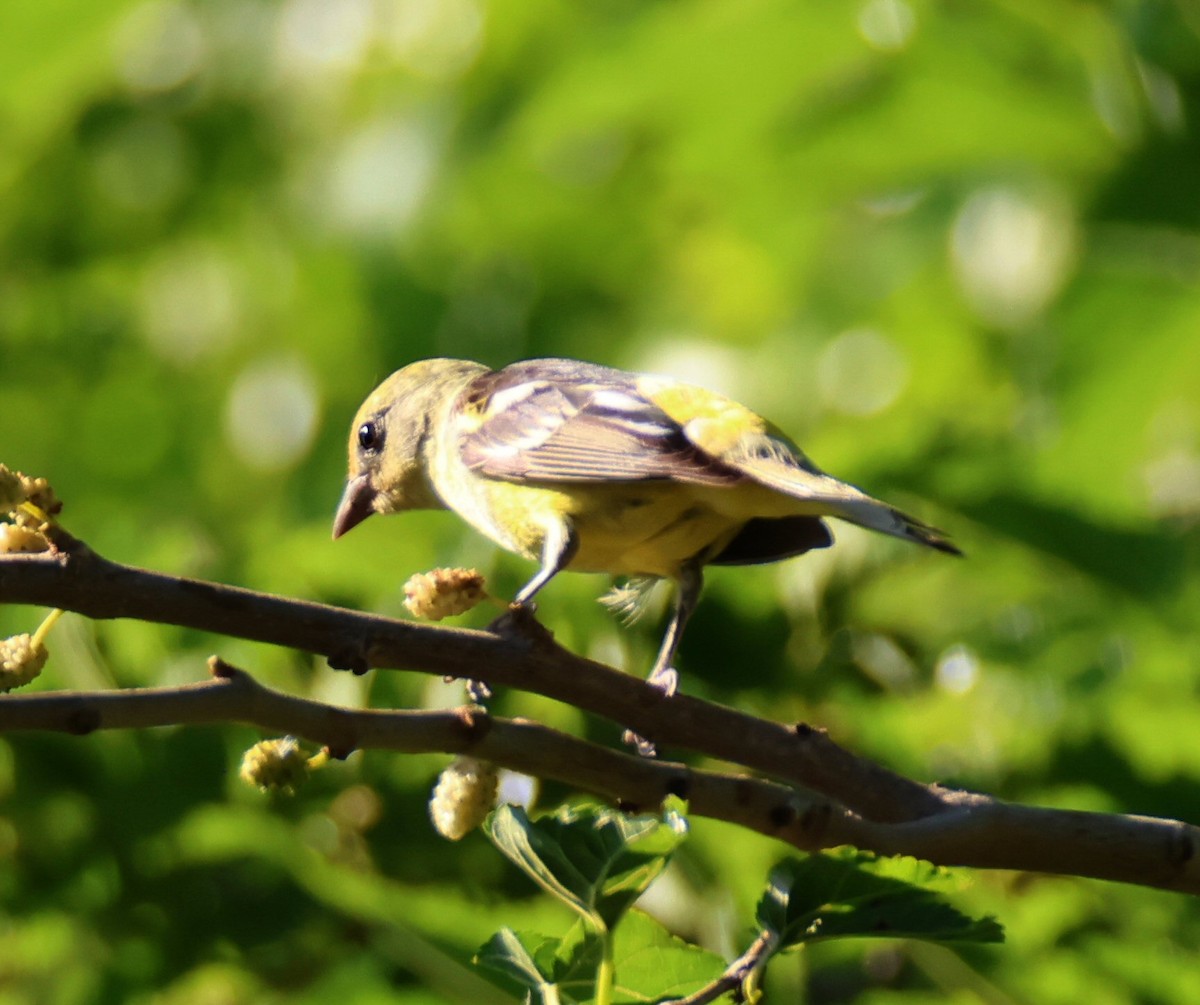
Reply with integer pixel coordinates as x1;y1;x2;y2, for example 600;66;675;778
643;376;961;554
638;373;828;484
456;359;740;486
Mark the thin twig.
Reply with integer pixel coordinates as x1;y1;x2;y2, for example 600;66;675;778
667;931;777;1004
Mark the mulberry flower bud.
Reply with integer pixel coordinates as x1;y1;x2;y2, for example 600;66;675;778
429;756;498;840
21;475;60;516
0;634;47;692
240;737;312;792
403;567;488;621
0;523;49;554
14;477;61;530
0;465;23;512
0;610;62;692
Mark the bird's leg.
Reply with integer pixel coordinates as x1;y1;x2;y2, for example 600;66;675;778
623;560;703;758
513;520;579;608
488;521;578;649
646;561;703;697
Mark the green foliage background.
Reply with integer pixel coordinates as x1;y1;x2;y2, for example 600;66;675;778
2;0;1200;1000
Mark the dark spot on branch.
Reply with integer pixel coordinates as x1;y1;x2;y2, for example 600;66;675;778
769;803;797;828
666;773;690;799
66;706;101;735
792;721;816;737
327;645;369;675
1169;830;1195;867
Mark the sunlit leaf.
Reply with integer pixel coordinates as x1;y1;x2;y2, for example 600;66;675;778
609;910;725;1004
756;853;1004;951
485;802;688;931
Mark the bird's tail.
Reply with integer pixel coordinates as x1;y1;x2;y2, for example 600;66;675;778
823;496;962;555
723;433;961;555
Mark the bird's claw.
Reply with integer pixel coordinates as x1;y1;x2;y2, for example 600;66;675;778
489;601;555;646
465;678;492;704
646;665;679;697
622;728;658;758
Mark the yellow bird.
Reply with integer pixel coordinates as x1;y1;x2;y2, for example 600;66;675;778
333;358;959;692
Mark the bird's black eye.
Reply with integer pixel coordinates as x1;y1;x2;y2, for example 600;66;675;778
358;421;381;452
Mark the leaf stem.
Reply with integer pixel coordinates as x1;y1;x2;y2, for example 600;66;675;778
595;928;615;1005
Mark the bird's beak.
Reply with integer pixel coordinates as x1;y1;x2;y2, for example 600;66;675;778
332;474;376;539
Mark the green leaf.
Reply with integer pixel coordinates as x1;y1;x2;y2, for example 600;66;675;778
609;910;726;1004
474;912;725;1005
485;803;688;930
474;924;604;1004
550;922;608;1000
474;929;573;1004
474;929;556;995
756;853;1004;951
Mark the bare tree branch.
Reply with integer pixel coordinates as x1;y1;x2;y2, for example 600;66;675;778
2;536;1200;894
0;535;939;820
0;657;865;853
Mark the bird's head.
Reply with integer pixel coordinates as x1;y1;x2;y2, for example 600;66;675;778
332;358;487;539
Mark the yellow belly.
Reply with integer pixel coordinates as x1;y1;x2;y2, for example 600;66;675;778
480;480;743;578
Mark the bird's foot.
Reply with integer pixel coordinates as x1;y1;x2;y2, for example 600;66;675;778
621;728;658;758
621;665;681;757
464;677;492;704
646;665;679;698
488;601;555;646
440;673;493;706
